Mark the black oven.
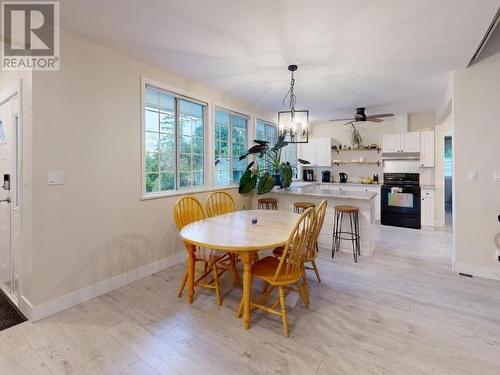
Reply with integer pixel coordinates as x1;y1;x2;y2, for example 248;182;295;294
381;173;421;229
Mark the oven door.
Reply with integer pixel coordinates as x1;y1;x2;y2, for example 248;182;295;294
381;185;421;229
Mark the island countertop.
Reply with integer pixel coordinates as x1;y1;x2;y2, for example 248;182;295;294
269;185;377;200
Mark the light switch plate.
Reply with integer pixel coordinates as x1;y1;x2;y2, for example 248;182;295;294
494;170;500;183
47;171;64;185
467;169;478;181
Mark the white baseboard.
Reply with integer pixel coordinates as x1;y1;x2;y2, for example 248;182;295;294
454;261;500;281
30;251;186;322
19;295;34;321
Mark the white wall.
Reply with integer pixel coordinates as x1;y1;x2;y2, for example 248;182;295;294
408;112;435;132
453;51;500;280
28;29;274;308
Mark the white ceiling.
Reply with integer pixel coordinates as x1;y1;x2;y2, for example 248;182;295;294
60;0;500;122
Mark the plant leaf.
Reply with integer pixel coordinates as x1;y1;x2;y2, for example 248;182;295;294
257;172;275;195
245;161;255;171
280;164;293;188
238;169;257;194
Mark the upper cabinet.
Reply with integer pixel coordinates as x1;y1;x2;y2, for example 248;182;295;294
382;132;420;153
298;137;332;166
381;133;401;153
401;132;420;152
419;131;435;167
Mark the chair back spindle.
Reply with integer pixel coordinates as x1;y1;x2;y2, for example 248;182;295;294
274;207;315;283
174;196;205;231
305;199;328;260
206;191;236;217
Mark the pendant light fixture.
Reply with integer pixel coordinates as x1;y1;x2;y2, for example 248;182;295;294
278;64;309;143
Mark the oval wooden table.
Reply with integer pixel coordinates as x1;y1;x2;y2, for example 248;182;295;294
180;209;300;330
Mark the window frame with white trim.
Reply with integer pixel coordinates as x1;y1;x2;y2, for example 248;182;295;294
141;78;209;198
214;107;250;187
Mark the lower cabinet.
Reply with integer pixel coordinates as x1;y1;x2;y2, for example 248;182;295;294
421;189;435;227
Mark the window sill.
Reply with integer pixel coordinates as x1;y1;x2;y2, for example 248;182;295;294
140;185;241;201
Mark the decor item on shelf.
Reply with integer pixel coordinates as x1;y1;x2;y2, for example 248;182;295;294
350;122;363;148
238;136;305;195
278;64;309;144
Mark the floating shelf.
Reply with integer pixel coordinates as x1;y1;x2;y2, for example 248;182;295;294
332;161;381;167
333;147;381;154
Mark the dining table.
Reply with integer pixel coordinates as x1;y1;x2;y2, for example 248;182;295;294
179;209;300;330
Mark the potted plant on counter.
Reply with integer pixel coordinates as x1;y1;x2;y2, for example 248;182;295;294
238;136;294;195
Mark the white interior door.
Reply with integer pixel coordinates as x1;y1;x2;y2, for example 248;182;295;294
0;94;20;304
0;99;12;288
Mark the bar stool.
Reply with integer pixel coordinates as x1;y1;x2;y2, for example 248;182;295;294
332;205;360;263
293;201;315;213
257;197;278;210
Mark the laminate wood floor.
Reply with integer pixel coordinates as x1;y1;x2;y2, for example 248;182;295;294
1;225;500;374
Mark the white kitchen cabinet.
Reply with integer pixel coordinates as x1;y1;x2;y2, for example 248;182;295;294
421;189;435;227
299;140;316;165
419;131;435;167
314;138;333;166
382;132;420;153
298;137;332;166
401;132;420;152
382;133;401;153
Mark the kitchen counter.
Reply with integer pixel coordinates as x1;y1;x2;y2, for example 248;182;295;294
318;181;381;187
272;185;377;200
257;185;378;256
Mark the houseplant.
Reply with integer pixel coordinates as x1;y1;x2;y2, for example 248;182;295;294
238;136;294;195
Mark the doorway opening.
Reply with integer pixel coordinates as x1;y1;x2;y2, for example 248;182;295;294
444;136;453;227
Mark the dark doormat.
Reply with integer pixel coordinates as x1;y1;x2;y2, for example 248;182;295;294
0;289;27;331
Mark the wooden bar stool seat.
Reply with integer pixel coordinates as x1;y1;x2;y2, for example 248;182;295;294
334;205;359;214
257;197;278;210
293;201;315;213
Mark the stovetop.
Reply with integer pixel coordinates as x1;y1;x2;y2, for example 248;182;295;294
382;173;420;187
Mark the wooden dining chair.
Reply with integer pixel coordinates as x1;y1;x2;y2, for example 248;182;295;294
205;191;236;217
174;196;235;305
205;191;239;284
273;199;328;284
237;207;316;337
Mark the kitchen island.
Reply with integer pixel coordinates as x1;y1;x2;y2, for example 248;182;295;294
256;184;377;256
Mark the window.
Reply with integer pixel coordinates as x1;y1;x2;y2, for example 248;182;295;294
144;84;206;194
214;108;248;186
256;119;278;145
255;119;296;173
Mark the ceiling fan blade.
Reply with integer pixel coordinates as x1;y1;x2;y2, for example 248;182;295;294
367;113;394;118
330;117;354;122
366;118;383;122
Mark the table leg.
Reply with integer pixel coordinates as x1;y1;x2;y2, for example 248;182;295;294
240;251;253;330
187;244;196;304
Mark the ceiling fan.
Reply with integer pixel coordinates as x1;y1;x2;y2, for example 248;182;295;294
330;107;394;124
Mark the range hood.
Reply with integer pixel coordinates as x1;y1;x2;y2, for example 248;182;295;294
381;152;420;160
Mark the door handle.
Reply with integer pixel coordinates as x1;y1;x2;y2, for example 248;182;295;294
0;197;11;203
